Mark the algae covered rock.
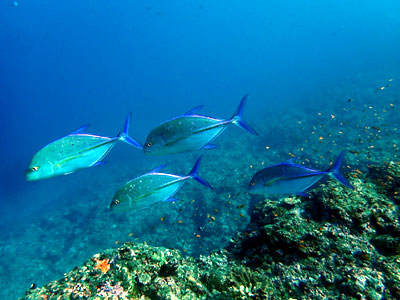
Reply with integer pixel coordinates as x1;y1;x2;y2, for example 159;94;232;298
228;165;400;299
21;242;204;299
20;242;273;300
20;162;400;300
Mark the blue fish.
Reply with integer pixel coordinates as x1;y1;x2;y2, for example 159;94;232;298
25;113;142;181
110;156;212;212
143;94;258;155
248;151;354;197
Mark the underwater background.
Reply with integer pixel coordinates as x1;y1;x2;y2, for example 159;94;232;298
1;0;400;299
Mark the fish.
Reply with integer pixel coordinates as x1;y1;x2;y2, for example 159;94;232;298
25;113;142;181
110;156;212;212
143;94;258;155
248;151;354;197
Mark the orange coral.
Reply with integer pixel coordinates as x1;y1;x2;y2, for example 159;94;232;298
95;259;110;273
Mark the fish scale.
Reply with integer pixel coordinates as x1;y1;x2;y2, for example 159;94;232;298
25;113;142;181
110;156;212;212
143;94;257;155
248;151;354;197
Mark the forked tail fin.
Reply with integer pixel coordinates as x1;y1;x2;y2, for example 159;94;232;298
188;156;212;189
118;113;143;149
230;94;258;135
327;151;354;189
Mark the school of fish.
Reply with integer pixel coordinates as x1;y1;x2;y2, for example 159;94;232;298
26;94;354;213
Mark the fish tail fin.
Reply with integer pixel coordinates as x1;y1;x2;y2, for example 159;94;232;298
327;151;354;189
118;112;143;149
188;156;212;189
230;94;258;135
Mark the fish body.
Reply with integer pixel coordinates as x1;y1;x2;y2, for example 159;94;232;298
110;156;211;212
144;115;229;155
25;113;142;181
111;173;187;211
143;94;257;155
26;134;117;181
248;151;354;196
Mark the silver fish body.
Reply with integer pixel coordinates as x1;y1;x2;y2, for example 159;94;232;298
110;156;212;212
25;113;142;181
249;164;326;196
248;152;354;197
144;115;229;155
111;173;188;212
25;134;117;181
143;94;257;155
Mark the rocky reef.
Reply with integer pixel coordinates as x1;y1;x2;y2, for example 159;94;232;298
20;161;400;300
21;242;272;300
229;162;400;299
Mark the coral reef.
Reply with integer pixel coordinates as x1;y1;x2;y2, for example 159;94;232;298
21;242;272;300
229;164;400;299
20;160;400;300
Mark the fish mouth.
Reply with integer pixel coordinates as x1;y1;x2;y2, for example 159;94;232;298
24;169;34;181
247;186;259;195
142;146;151;154
143;148;161;156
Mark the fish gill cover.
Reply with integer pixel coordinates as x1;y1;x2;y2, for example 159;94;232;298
0;0;399;299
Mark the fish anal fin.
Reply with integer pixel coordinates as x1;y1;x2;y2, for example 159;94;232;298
93;161;107;167
296;192;309;197
164;198;178;203
203;144;218;150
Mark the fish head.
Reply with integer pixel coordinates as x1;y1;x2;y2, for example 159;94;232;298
25;157;54;181
110;192;131;213
248;172;266;195
143;131;165;155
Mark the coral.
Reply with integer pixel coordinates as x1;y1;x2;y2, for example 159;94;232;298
19;159;400;300
95;259;111;273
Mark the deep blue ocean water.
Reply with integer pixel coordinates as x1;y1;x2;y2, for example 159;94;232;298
1;0;400;298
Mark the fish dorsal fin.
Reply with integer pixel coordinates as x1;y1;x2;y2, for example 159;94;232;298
149;164;167;174
71;124;90;135
184;105;204;116
285;158;296;164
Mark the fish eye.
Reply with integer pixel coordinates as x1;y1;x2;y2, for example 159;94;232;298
250;181;255;186
32;166;39;171
147;142;152;147
115;200;120;205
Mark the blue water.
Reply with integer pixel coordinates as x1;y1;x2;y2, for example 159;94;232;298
1;0;400;298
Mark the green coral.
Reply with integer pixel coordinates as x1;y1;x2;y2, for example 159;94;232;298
19;161;400;300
